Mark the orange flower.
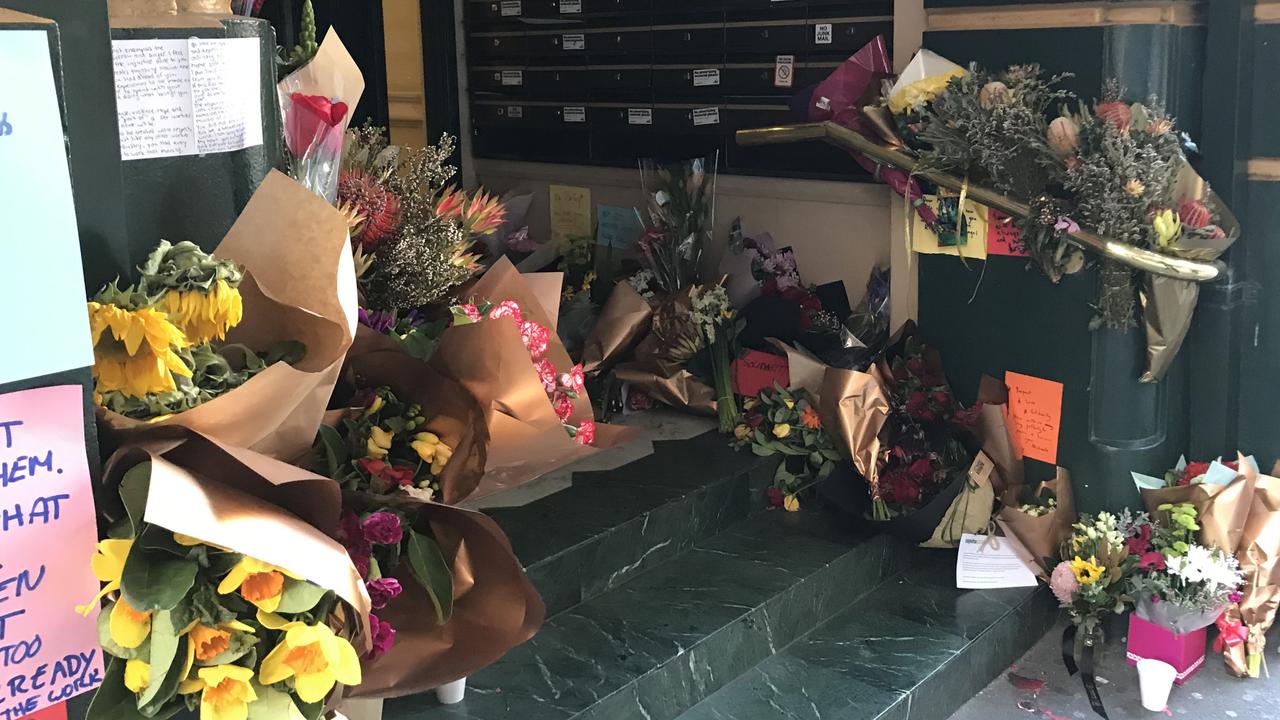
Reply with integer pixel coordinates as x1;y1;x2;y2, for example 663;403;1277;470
801;406;822;430
190;624;232;661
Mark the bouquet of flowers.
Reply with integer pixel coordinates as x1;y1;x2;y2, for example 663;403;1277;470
1132;454;1257;556
93;173;357;460
638;156;716;295
341;127;505;314
733;385;840;512
1050;511;1145;634
278;23;364;202
690;284;742;432
83;435;370;720
1126;503;1243;634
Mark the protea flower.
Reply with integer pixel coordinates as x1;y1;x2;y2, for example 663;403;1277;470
461;190;506;235
434;186;466;221
337;169;401;249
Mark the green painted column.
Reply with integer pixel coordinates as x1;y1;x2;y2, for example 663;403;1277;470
916;1;1208;512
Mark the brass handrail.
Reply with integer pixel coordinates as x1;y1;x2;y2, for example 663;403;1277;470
735;121;1225;283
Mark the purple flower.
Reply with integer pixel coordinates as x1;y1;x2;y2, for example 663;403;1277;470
368;613;397;660
340;511;373;578
1230;591;1243;604
1050;561;1079;605
1054;217;1081;234
362;512;404;545
359;307;397;334
367;577;404;609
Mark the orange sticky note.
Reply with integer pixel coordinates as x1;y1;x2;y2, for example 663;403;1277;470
1003;371;1063;465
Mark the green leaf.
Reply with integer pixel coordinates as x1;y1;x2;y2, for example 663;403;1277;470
118;463;152;536
248;684;304;720
137;609;183;710
317;424;349;478
407;530;454;623
205;550;244;578
97;604;147;661
750;444;776;457
86;658;172;720
120;544;198;613
274;579;330;614
818;460;835;478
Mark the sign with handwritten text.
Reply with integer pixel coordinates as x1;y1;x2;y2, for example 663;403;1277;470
0;386;103;716
987;209;1029;257
0;31;94;386
549;185;592;249
1004;371;1064;465
595;205;644;250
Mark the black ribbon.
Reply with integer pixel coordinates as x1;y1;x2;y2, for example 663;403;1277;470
1061;624;1109;719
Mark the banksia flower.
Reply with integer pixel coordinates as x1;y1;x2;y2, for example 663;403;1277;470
337;169;401;249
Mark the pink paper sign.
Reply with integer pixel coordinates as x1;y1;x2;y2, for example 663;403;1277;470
987;209;1030;257
0;385;103;716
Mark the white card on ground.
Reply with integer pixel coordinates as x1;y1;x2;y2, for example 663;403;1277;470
113;37;262;161
0;31;94;384
956;533;1039;589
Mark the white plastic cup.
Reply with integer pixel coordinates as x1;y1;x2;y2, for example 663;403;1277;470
436;677;467;705
1136;658;1177;711
337;698;383;720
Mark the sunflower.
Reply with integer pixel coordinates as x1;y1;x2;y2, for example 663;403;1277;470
162;278;244;344
1069;555;1105;586
88;301;192;398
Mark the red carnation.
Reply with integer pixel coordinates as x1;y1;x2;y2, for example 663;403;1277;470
552;392;575;422
488;300;524;324
521;320;551;359
575;419;596;446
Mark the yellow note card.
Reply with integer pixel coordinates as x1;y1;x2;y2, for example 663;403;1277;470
911;192;989;259
549;184;592;249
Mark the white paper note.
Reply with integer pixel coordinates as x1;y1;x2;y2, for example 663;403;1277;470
956;533;1039;589
113;38;262;161
0;32;95;384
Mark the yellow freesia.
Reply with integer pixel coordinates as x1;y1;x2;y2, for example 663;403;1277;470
1152;209;1182;247
259;622;361;704
783;399;795;410
783;494;800;512
124;659;150;693
733;425;750;441
366;426;394;459
772;423;792;439
162;279;244;344
431;444;453;475
183;665;257;720
217;557;298;613
1070;555;1105;586
110;598;153;649
363;394;385;417
410;431;441;463
76;538;133;615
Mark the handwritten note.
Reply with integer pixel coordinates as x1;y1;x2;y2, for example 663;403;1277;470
987;209;1029;257
1004;371;1064;465
0;31;94;386
549;185;591;249
732;350;790;397
0;385;103;716
112;38;262;161
596;205;643;249
911;193;989;259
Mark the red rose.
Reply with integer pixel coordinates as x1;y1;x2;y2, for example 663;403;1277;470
892;364;910;382
908;458;934;479
746;412;764;429
952;404;981;427
285;93;348;157
905;391;932;420
765;487;784;508
1181;461;1212;485
906;357;926;376
931;391;952;407
887;472;921;506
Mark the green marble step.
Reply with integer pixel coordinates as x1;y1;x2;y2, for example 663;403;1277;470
675;553;1059;720
484;431;773;615
386;509;907;720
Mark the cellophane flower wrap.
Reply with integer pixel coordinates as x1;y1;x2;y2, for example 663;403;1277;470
638;156;715;295
94;172;358;460
278;28;365;202
1126;503;1243;635
83;433;370;720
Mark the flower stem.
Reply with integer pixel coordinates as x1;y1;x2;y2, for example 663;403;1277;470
710;337;739;433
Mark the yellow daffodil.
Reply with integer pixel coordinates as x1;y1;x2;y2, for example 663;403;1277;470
218;557;298;613
190;624;233;662
182;665;257;720
366;426;394;459
162;278;244;344
783;494;800;512
76;538;133;615
88;302;192;399
110;598;153;649
259;622;361;704
173;533;233;552
1152;209;1182;247
124;659;150;693
772;423;792;439
783;398;795;410
363;394;385;417
733;425;751;441
1070;555;1105;586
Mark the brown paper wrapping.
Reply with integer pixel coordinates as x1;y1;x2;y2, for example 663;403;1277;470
345;496;545;698
999;469;1076;573
107;0;231;17
341;348;489;506
279;28;367;130
817;366;890;487
1139;453;1257;555
582;281;654;374
974;375;1023;496
97;171;358;461
1224;466;1280;677
101;432;372;646
431;258;637;497
612;289;717;415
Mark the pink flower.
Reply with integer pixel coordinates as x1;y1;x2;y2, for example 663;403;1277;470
1230;591;1243;603
457;303;481;322
1126;523;1152;555
535;359;558;394
552;392;575;422
521;320;551;359
1139;552;1167;571
366;577;403;610
339;510;372;578
488;300;523;324
1050;561;1079;604
362;512;404;546
576;419;596;446
367;613;396;660
561;364;587;394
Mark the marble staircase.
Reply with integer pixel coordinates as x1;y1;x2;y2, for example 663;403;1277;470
389;430;1056;720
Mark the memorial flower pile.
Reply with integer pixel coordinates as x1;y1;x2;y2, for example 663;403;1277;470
81;464;361;720
733;385;840;512
87;241;303;420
